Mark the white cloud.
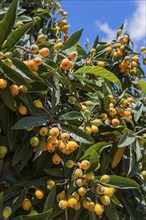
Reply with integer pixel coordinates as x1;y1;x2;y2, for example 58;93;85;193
95;20;117;42
95;1;146;44
128;1;146;42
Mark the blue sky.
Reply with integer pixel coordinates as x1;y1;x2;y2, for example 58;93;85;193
61;0;146;51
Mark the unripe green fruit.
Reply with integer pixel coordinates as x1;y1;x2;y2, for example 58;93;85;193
34;100;43;108
0;146;8;154
47;180;55;190
29;210;38;215
84;110;90;118
16;21;24;28
30;137;40;147
66;160;75;168
2;206;12;219
3;58;13;67
100;175;110;183
0;52;4;59
85;101;93;107
19;85;27;93
92;119;102;127
68;96;77;103
141;170;146;177
4;52;12;59
90;48;96;54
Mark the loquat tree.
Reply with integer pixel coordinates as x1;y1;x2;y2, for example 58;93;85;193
0;0;146;220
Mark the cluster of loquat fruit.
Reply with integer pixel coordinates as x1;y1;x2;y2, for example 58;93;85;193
99;95;134;127
30;126;79;164
47;160;115;217
60;51;78;71
2;187;45;219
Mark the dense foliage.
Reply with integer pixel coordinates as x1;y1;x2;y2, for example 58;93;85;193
0;0;146;219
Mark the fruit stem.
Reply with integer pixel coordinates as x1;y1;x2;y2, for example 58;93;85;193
65;208;68;220
135;128;146;135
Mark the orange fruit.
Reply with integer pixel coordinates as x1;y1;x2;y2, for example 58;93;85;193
80;160;90;170
95;203;104;216
33;57;43;65
68;198;77;208
22;198;32;211
52;153;61;164
100;113;108;121
35;189;44;199
37;34;46;42
67;141;78;151
97;61;104;67
39;127;48;136
10;84;19;96
59;200;68;209
39;48;49;57
0;78;7;89
18;105;27;115
68;51;78;59
111;118;120;127
78;187;87;196
49;127;60;137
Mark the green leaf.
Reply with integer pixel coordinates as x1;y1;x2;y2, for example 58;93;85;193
118;132;135;148
13;209;52;220
11;116;48;130
12;138;33;167
11;188;26;212
105;204;119;220
0;62;31;89
0;0;18;45
44;168;64;178
4;22;33;51
43;187;56;212
48;204;63;220
0;192;3;214
100;175;140;189
18;93;35;115
138;80;146;94
80;142;111;160
74;66;122;89
0;86;16;111
59;111;82;121
92;35;99;48
61;123;94;144
12;58;44;82
89;149;99;170
63;29;83;50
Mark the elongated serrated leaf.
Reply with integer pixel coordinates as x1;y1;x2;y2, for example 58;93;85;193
138;80;146;94
74;66;122;89
12;138;33;166
11;188;26;212
12;58;44;82
13;209;52;220
0;62;31;88
49;204;63;220
18;93;35;115
118;132;135;148
0;192;3;214
89;149;99;170
63;29;83;50
43;187;56;212
44;168;64;178
80;142;111;160
0;0;18;45
59;111;82;121
105;204;119;220
11;116;48;130
0;86;16;111
61;123;94;144
99;175;140;189
4;22;33;51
